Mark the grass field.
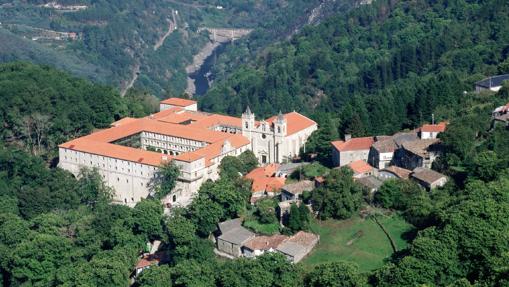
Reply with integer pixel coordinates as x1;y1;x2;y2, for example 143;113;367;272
303;214;413;272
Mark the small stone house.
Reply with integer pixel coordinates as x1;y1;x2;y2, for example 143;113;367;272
280;180;315;202
346;160;374;178
331;136;374;167
411;167;448;190
217;218;255;257
243;235;288;258
276;231;319;263
419;122;447;139
395;139;442;170
378;166;412;181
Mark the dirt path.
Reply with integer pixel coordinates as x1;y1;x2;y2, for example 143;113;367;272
154;11;177;51
120;63;140;97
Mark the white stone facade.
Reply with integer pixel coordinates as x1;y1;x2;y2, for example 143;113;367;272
58;100;317;208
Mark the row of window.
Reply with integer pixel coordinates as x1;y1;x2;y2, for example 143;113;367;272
142;132;205;147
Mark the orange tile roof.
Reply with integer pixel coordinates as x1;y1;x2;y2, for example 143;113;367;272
245;164;286;193
174;134;250;165
191;114;243;129
110;117;138;127
420;122;447;133
245;164;279;180
331;137;374;152
382;166;412;179
85;117;230;144
266;112;317;136
135;253;164;269
244;235;289;251
347;160;373;174
59;138;170;166
160;97;197;107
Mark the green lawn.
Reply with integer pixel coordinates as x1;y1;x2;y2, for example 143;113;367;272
303;214;413;272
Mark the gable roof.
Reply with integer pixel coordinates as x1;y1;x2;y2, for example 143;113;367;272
381;166;412;179
420;122;447;133
347;160;373;175
475;74;509;88
266;112;317;136
331;137;374;152
411;168;447;185
219;227;255;245
244;235;289;251
281;180;315;195
160;97;197;107
218;218;243;234
245;164;286;193
402;139;440;158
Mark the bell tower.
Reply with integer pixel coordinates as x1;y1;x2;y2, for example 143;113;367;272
274;111;287;138
241;106;255;138
274;111;287;163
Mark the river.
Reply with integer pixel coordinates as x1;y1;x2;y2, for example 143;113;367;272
189;43;228;96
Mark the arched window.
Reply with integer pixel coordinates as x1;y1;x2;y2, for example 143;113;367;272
278;126;281;133
245;122;249;129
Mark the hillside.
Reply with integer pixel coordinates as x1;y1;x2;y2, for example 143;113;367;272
0;0;352;97
200;0;509;136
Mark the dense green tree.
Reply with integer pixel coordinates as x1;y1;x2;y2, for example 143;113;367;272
306;262;365;287
132;199;164;241
137;265;173;287
311;168;363;220
152;161;180;199
238;150;259;173
255;198;278;224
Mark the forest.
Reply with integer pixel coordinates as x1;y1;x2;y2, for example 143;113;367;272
201;0;509;137
0;65;508;285
1;0;509;286
0;0;331;96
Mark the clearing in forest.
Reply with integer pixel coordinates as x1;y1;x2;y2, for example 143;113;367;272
303;214;413;272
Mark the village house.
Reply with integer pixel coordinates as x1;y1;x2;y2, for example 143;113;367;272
245;164;286;203
280;180;315;202
368;132;419;169
58;98;317;208
331;136;374;167
134;252;165;277
378;166;412;181
242;235;288;258
216;218;255;258
475;74;509;93
419;122;447;139
411;167;448;190
276;231;319;263
394;139;442;170
346;160;374;178
369;137;396;169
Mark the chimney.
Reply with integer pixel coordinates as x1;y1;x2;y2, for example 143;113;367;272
162;155;168;161
344;134;352;141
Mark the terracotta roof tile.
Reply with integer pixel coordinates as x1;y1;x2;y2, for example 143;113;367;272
266;112;317;136
382;166;412;179
245;164;286;193
160;97;197;107
347;160;373;174
420;122;447;133
331;137;374;152
244;235;289;251
59;138;169;166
